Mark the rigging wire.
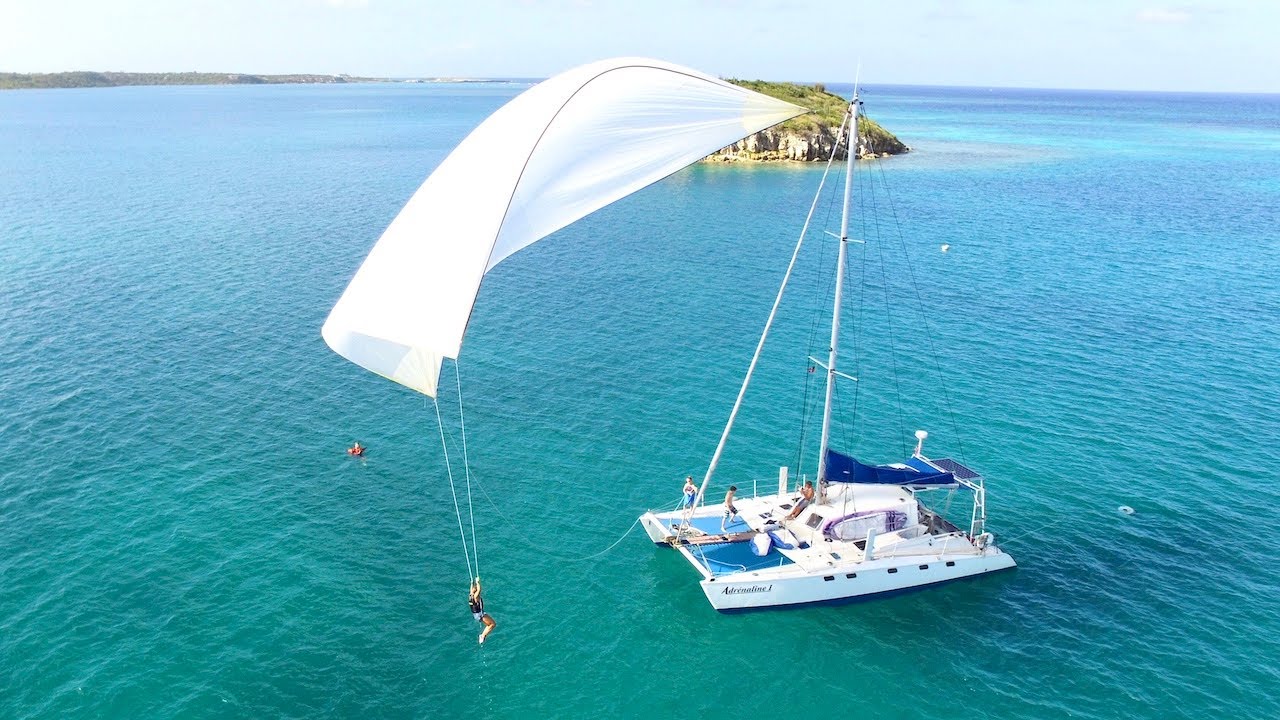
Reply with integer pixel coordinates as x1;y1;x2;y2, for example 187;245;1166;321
867;157;909;457
873;159;969;462
453;360;480;578
432;396;476;580
842;138;871;454
696;108;850;504
795;111;853;479
849;159;871;454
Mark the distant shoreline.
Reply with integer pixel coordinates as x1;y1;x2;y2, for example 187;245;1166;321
0;71;531;90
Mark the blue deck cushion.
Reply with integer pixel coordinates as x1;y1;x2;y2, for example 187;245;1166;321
693;538;793;575
825;449;956;486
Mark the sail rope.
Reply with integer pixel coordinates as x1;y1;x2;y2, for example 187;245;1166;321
465;468;644;562
453;361;480;578
432;396;475;580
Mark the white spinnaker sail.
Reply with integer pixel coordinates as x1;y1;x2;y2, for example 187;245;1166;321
322;58;806;396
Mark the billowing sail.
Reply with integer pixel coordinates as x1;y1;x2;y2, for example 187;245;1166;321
322;57;806;396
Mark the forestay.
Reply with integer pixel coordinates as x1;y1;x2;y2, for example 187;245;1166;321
322;57;806;396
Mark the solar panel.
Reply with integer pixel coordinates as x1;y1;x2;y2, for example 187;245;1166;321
932;457;982;480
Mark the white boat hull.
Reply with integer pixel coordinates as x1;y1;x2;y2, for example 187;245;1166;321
702;547;1015;611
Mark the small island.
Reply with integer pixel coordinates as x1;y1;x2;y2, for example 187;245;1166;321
710;80;908;162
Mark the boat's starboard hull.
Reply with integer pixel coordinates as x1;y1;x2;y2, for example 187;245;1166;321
702;549;1016;611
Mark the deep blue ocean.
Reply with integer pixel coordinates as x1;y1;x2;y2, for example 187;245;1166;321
2;80;1279;719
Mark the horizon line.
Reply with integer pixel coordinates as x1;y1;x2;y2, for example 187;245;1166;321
3;69;1279;97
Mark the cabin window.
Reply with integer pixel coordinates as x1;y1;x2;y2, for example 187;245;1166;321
823;575;834;582
919;564;929;570
845;573;857;579
946;561;955;567
888;568;898;574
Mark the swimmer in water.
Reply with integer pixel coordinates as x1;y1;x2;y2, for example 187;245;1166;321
347;441;365;456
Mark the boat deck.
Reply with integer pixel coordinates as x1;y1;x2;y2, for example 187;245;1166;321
655;514;796;573
644;484;988;580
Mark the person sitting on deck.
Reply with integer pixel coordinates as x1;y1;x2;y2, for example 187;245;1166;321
347;441;365;457
785;480;815;521
721;485;739;532
470;577;496;645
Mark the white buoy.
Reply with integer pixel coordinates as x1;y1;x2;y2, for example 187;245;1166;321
940;243;951;252
1118;505;1135;515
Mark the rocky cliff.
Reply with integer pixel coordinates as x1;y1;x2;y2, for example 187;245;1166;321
706;80;908;162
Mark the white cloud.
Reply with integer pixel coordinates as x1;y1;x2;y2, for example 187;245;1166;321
1136;7;1191;24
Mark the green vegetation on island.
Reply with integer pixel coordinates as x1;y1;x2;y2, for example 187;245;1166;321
0;72;379;90
712;79;908;162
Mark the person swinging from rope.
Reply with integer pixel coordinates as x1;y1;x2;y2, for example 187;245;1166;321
469;577;496;645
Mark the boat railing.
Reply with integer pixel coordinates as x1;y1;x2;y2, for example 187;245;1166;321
870;532;975;559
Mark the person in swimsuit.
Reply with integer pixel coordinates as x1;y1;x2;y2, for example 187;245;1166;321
469;577;496;644
347;441;364;456
786;480;815;521
681;476;698;521
721;485;739;532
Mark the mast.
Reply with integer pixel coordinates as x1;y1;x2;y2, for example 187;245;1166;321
816;93;859;498
690;112;854;515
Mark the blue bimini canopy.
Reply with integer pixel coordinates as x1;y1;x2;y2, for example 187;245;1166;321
825;449;957;487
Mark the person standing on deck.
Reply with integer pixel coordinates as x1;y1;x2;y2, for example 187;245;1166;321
681;476;698;522
721;485;739;532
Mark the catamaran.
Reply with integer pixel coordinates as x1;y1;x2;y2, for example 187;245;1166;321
639;90;1016;611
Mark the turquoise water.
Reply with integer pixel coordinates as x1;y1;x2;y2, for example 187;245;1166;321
3;81;1279;718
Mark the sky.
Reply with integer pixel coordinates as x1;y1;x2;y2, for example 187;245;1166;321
1;0;1277;93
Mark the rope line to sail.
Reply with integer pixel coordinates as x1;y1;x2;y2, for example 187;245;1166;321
466;468;644;562
453;360;480;578
432;396;475;579
873;158;968;462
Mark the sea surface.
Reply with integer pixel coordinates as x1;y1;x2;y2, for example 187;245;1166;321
2;80;1279;719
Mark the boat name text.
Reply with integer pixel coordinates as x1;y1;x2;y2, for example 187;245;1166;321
722;584;773;595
